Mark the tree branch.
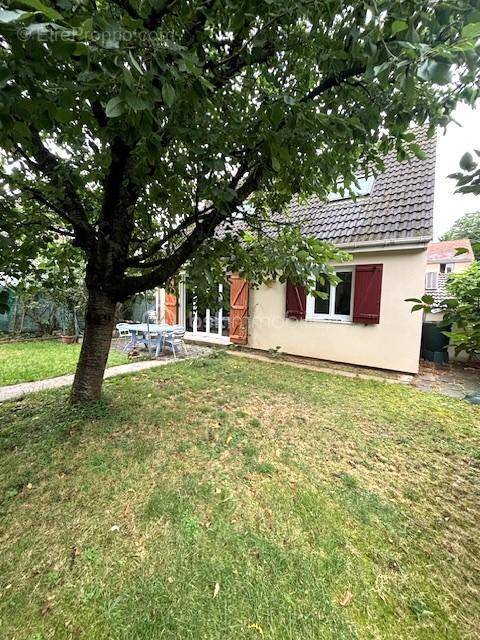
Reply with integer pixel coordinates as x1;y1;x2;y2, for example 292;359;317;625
91;100;108;128
16;219;75;238
144;0;178;31
23;128;95;249
126;162;249;268
110;0;141;21
117;164;262;298
303;64;367;101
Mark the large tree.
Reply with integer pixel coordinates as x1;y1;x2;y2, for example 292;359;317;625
0;1;479;403
441;210;480;242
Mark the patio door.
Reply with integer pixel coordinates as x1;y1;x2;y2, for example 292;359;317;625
183;282;230;339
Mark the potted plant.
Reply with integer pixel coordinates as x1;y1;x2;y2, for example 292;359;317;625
60;304;78;344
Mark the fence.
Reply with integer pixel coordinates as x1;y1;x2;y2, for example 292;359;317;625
0;286;157;335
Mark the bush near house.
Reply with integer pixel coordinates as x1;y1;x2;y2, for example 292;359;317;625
409;261;480;361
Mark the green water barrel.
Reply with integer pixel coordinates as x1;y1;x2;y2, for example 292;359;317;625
421;322;450;364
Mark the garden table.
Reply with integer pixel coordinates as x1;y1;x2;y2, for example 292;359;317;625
118;323;179;357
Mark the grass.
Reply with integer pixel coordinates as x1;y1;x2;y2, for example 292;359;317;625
0;352;478;639
0;340;127;386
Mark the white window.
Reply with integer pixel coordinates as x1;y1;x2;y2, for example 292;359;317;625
306;267;355;322
327;176;375;201
440;263;454;274
425;272;438;290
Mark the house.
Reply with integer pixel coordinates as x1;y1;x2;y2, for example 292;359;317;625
158;131;436;374
424;238;475;319
422;238;475;363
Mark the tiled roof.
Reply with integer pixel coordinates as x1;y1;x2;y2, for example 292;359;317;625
426;239;474;263
285;128;436;246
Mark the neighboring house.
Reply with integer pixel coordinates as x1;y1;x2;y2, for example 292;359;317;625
424;238;475;320
158;131;436;374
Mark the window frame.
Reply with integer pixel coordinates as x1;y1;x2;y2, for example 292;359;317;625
425;271;438;290
327;176;375;201
306;266;355;323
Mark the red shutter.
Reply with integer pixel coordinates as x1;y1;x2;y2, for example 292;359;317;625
353;264;383;324
285;279;306;320
229;273;249;344
165;292;178;325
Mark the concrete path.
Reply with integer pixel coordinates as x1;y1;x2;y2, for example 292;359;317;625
0;358;185;403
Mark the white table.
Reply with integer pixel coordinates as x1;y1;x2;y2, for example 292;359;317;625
121;323;180;357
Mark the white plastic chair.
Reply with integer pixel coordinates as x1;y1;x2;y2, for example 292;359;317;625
162;325;188;358
116;323;132;338
116;323;137;352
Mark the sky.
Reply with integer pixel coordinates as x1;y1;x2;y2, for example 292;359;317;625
433;102;479;239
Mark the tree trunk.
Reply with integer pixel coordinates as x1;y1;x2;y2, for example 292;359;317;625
70;289;117;404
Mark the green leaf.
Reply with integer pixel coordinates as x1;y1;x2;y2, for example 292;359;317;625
269;102;283;129
459;151;475;171
391;20;408;36
454;247;470;256
461;22;480;40
373;62;391;77
271;156;281;172
417;60;451;84
54;108;71;123
128;52;144;75
162;82;175;107
73;42;89;57
410;143;427;160
105;96;124;118
411;304;425;312
422;295;434;305
78;17;92;37
17;0;63;22
430;62;452;85
126;94;149;112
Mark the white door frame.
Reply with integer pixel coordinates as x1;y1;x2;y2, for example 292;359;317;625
180;281;229;343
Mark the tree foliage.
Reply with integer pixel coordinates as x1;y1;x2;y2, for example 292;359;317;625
408;262;480;360
441;210;480;258
449;149;480;197
0;0;479;301
443;261;480;360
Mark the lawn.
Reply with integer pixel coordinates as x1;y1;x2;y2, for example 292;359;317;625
0;353;478;640
0;340;127;386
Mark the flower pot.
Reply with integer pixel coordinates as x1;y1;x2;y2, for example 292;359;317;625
59;335;78;345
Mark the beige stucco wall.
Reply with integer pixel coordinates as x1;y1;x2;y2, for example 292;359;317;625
248;249;427;373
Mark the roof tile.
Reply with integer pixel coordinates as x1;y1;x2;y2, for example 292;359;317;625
285;129;436;245
426;239;474;263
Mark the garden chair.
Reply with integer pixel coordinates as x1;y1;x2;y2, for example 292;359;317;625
116;323;133;352
116;323;131;338
116;323;150;353
162;325;188;358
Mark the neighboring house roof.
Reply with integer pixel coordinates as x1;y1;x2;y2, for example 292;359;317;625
426;238;474;263
286;128;436;248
